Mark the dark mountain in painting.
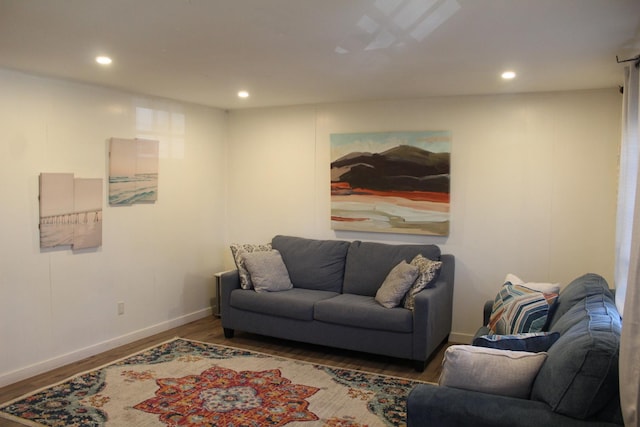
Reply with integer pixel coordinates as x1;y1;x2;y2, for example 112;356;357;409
331;145;449;193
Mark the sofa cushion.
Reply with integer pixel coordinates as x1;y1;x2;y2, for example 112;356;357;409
230;242;272;289
489;283;558;334
375;260;419;308
531;293;621;419
548;273;613;329
473;332;560;353
241;250;293;293
272;235;350;292
404;254;443;310
314;293;413;333
343;241;441;296
439;345;548;399
230;288;339;321
551;290;619;337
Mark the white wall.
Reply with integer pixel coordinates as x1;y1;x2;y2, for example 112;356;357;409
226;90;621;342
0;69;227;386
0;68;621;386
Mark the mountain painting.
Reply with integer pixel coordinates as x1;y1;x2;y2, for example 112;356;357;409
331;131;451;236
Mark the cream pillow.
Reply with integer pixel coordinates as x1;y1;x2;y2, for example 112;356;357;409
505;273;560;294
439;345;547;399
375;260;419;308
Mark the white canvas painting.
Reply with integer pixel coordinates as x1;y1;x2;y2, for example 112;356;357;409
39;173;103;249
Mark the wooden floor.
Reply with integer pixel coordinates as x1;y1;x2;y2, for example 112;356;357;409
0;315;451;426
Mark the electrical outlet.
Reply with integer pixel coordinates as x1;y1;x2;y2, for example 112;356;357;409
118;301;125;315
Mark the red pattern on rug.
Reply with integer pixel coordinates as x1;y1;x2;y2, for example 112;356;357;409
134;366;320;426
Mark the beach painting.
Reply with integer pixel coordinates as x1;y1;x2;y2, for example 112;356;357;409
331;131;451;236
109;138;159;205
39;173;103;249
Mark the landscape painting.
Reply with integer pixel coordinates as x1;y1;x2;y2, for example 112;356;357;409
109;138;159;205
331;131;451;236
39;173;103;249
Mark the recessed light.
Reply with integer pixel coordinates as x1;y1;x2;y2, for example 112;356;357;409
238;90;249;98
501;70;516;80
96;56;112;65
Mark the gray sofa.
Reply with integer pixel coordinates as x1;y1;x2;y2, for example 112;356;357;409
406;273;623;426
219;235;455;370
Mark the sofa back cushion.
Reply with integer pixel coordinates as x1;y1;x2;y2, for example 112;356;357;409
531;292;621;419
343;241;441;296
548;273;612;329
272;235;350;292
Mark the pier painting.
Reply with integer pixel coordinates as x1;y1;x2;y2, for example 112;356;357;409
109;138;159;205
331;131;451;236
39;173;103;249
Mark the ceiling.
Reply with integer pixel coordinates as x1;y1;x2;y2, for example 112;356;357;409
1;0;639;109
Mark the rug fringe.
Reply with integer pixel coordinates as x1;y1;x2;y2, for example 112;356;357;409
0;411;48;426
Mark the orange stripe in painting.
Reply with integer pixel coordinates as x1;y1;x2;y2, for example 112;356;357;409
354;188;449;203
331;216;367;222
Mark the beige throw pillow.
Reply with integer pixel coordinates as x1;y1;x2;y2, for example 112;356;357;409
230;243;272;289
403;254;442;310
439;345;547;399
375;260;419;308
241;250;293;293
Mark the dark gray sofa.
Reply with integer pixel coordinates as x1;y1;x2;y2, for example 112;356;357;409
406;273;623;426
219;235;455;370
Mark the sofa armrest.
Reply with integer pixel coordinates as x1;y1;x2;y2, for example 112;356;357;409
407;384;620;427
412;254;455;363
219;269;240;328
483;299;493;325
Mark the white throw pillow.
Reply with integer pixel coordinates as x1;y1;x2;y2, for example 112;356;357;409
439;345;547;399
241;250;293;293
375;260;419;308
504;273;560;294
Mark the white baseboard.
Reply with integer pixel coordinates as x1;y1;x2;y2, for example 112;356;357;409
449;332;474;344
0;307;212;388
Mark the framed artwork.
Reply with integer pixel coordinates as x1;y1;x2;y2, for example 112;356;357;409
109;138;159;205
330;130;451;236
39;173;103;249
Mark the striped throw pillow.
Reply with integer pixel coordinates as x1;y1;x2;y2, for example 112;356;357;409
489;283;558;335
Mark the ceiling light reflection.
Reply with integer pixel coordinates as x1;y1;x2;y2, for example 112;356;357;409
336;0;461;54
96;56;112;65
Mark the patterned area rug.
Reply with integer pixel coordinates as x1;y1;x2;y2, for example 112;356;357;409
0;338;426;426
